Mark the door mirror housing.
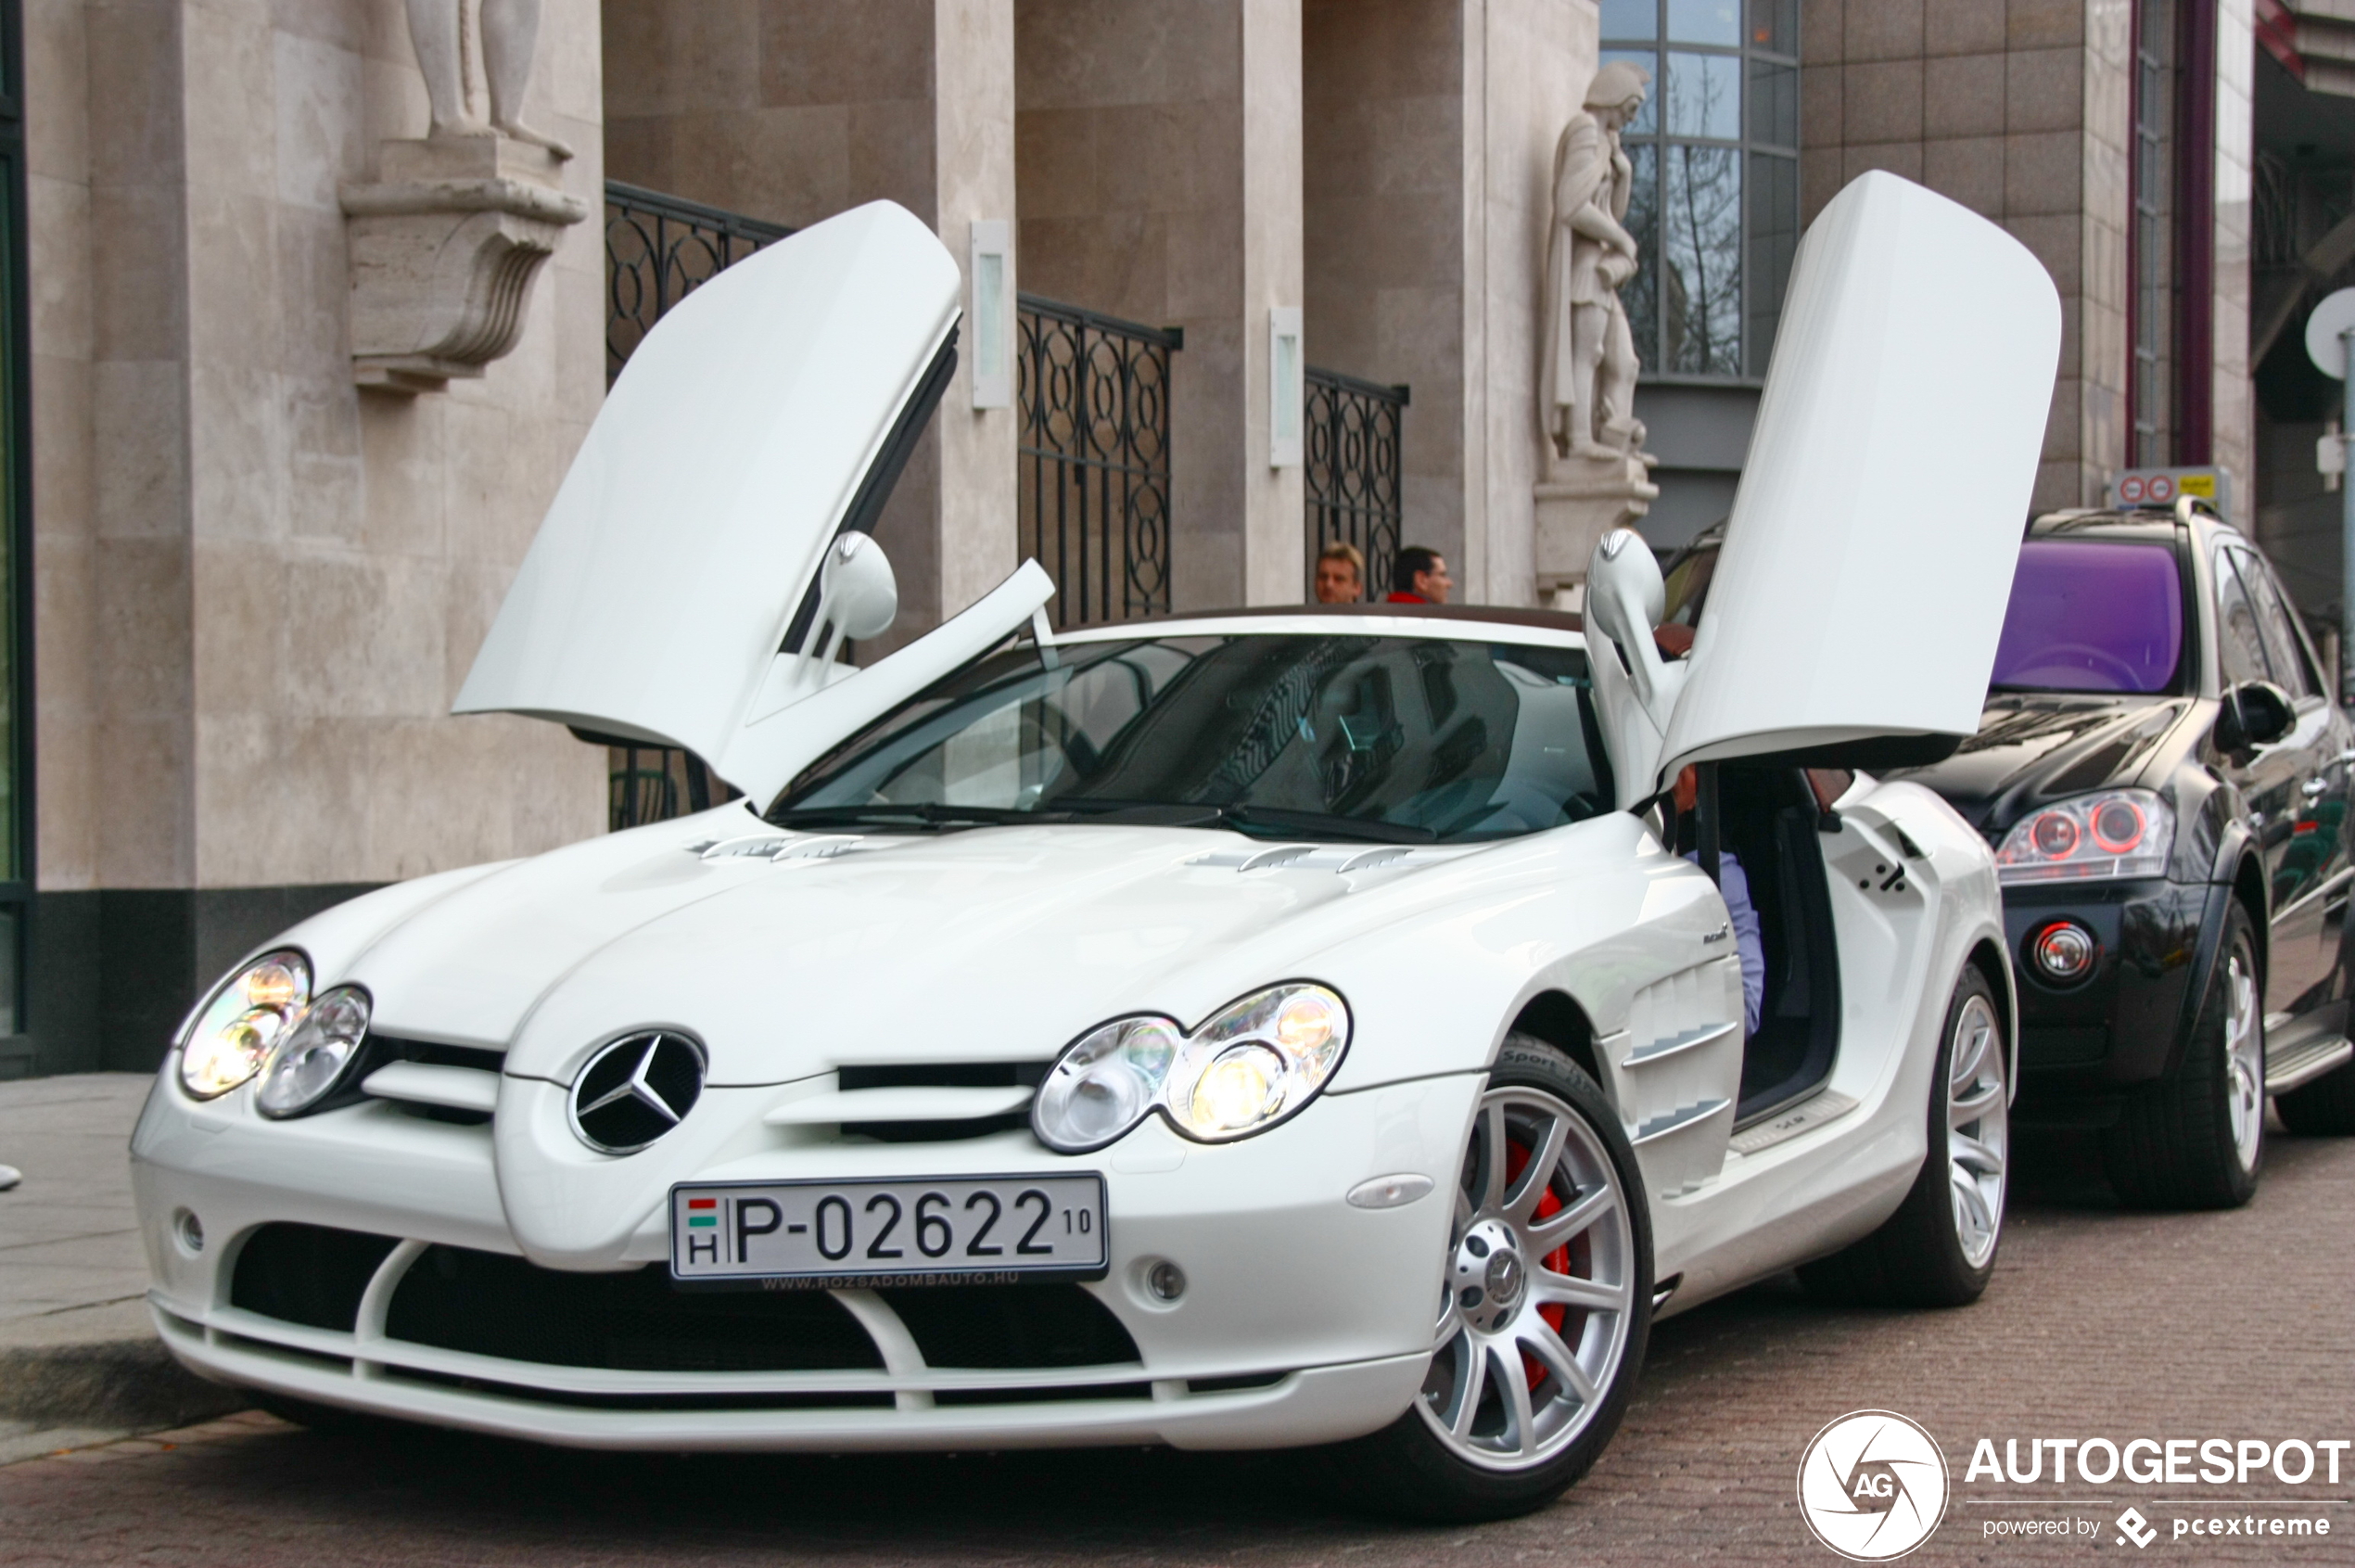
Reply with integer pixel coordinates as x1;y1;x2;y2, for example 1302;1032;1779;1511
2217;680;2296;752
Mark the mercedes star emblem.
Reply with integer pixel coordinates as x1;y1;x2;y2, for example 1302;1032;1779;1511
567;1031;706;1154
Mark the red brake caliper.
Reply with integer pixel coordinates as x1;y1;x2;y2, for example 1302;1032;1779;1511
1503;1139;1572;1390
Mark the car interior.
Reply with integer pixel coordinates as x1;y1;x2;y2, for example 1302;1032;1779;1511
1672;765;1849;1124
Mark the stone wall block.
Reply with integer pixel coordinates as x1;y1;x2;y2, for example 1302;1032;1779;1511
2007;0;2085;50
1842;59;1924;145
1840;140;1923;186
2004;128;2082;213
1923;135;2005;216
91;359;190;541
1924;53;2005;139
1843;0;1923;63
26;0;93;182
1800;59;1841;146
758;0;934;105
2005;46;2083;134
1926;0;2006;57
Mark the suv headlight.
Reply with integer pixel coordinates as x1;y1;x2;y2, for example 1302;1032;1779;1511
255;987;373;1118
178;950;310;1099
1993;788;2174;884
1033;983;1350;1153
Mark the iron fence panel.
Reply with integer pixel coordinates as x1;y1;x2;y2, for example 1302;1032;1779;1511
1017;295;1180;627
1305;367;1407;602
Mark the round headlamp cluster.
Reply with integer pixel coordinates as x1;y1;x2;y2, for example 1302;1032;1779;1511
254;987;373;1118
178;950;311;1099
1032;983;1350;1153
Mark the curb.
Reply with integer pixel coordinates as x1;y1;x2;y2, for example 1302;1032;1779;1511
0;1337;246;1431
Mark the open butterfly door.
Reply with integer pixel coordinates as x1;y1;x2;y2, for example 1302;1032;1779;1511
452;199;1054;807
1646;172;2061;792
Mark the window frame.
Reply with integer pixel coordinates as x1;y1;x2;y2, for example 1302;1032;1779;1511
1600;0;1801;388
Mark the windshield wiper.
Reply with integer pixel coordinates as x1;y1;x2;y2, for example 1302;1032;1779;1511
1050;798;1435;843
768;803;1073;833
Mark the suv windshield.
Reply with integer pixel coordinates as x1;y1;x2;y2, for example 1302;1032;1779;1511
772;633;1614;842
1989;539;2184;694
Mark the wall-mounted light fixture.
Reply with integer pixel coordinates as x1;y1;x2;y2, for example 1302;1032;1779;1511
970;220;1013;409
1269;305;1303;467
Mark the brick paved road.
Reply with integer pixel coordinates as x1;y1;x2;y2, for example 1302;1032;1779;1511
5;1129;2350;1566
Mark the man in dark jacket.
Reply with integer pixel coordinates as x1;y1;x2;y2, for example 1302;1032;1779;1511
1386;546;1454;605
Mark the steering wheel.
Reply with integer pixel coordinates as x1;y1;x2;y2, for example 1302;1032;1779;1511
2013;643;2143;689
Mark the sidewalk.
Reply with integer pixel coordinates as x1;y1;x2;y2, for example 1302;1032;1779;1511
0;1073;244;1461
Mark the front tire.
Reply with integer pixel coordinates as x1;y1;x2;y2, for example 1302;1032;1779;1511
2103;903;2263;1208
1330;1036;1651;1523
1800;963;2009;1307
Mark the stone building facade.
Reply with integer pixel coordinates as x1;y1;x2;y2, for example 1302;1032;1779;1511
0;0;2319;1076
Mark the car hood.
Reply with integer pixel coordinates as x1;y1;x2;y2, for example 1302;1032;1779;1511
1890;692;2192;835
337;805;1471;1088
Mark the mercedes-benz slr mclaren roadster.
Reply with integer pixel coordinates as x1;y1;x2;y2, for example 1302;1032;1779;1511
131;173;2061;1519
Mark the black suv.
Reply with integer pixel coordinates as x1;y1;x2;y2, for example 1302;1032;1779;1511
1661;504;2355;1207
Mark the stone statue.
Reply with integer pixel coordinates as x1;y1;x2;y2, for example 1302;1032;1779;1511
1541;60;1650;465
405;0;574;159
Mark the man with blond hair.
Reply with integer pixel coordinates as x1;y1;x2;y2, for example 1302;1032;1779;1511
1313;540;1366;603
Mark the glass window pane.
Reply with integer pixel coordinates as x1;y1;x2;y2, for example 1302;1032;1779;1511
2214;553;2273;688
2241;551;2319;698
1747;57;1796;147
1623;141;1660;371
1601;49;1659;135
1661;146;1741;376
1745;152;1798;376
1747;0;1798;55
1601;0;1658;41
1665;51;1739;139
1667;0;1739;45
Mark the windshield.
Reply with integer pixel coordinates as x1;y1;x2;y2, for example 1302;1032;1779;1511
773;633;1614;842
1989;540;2184;694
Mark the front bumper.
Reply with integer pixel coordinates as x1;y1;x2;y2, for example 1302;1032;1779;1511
130;1066;1475;1451
2002;875;2209;1116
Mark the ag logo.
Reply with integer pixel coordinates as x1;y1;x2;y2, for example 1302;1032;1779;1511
1797;1409;1950;1561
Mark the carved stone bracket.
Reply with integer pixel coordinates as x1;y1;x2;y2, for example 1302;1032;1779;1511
340;136;588;394
1534;452;1661;609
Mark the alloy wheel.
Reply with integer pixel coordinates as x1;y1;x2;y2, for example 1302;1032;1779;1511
1946;992;2008;1270
2224;947;2264;1172
1416;1087;1636;1472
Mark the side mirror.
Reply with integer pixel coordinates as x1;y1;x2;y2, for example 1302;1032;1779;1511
801;532;899;668
2217;680;2296;752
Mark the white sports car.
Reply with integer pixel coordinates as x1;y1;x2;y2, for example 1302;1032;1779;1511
132;172;2059;1519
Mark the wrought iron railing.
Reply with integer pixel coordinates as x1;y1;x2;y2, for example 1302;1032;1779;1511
601;182;788;825
1018;295;1181;627
1305;367;1408;602
605;180;793;384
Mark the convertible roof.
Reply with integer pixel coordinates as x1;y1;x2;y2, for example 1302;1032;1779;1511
2027;510;2189;546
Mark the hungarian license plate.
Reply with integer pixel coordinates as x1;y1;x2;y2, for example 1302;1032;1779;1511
668;1173;1108;1288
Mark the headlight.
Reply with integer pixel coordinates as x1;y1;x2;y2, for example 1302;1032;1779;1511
255;987;372;1118
1993;788;2174;884
1033;983;1350;1153
178;950;311;1099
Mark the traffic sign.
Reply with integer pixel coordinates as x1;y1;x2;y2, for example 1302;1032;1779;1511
2306;287;2355;378
2107;466;2231;518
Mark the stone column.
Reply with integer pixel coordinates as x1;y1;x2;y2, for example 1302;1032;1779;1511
1016;0;1306;610
24;0;608;1071
601;0;1021;648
